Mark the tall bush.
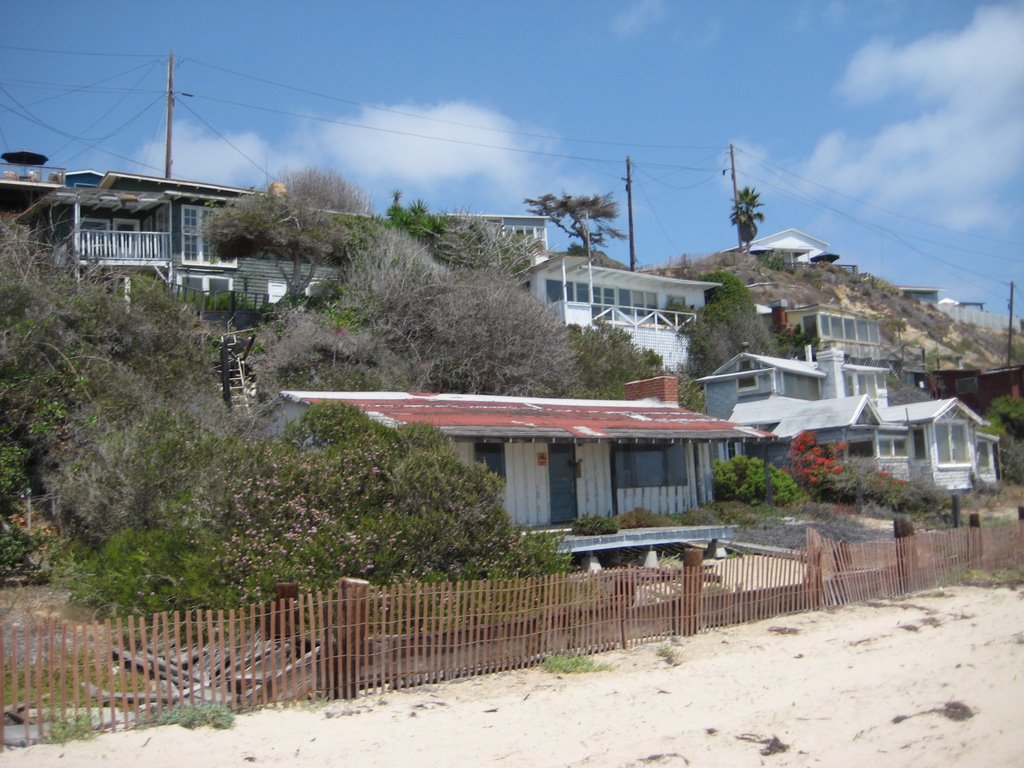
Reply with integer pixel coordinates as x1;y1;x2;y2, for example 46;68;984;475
712;454;805;506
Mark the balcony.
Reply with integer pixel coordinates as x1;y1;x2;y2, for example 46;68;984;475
0;162;65;185
592;304;695;333
74;230;171;265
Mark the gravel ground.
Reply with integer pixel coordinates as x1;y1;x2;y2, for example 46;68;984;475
733;508;895;550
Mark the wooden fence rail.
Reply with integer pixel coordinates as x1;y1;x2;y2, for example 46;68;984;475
2;522;1022;748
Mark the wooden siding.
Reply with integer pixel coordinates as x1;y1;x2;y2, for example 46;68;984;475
575;442;614;518
503;443;550;527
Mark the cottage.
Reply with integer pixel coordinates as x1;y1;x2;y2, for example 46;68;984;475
524;255;719;369
699;349;997;490
279;377;768;527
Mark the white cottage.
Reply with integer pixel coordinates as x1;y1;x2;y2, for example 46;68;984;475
523;255;719;370
280;377;768;527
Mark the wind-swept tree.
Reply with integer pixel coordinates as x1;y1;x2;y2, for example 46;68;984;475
524;192;624;256
205;168;372;296
730;186;765;254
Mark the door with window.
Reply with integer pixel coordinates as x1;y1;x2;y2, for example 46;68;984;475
548;444;578;524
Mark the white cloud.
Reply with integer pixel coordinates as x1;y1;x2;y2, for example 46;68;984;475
610;0;667;38
304;101;561;202
136;120;291;188
803;3;1024;230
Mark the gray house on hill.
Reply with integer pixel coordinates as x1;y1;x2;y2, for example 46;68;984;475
19;171;322;304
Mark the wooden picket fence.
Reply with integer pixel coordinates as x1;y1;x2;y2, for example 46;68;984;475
2;521;1022;748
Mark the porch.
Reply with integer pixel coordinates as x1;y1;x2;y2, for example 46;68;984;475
72;229;172;266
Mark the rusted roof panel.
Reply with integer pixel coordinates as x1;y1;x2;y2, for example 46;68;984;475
281;391;770;442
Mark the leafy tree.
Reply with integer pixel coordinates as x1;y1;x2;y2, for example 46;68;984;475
385;190;448;244
986;395;1024;439
567;324;663;399
524;192;624;254
205;169;371;295
730;186;765;253
683;270;775;375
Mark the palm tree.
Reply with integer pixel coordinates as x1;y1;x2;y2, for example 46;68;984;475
730;186;765;254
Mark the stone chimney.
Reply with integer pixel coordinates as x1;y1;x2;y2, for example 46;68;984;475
624;376;679;404
817;347;846;399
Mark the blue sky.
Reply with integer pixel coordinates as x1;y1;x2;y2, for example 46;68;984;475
2;1;1022;317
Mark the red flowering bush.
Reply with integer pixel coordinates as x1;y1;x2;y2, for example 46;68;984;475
789;431;848;501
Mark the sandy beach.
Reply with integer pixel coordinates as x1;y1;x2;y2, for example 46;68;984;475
4;584;1022;768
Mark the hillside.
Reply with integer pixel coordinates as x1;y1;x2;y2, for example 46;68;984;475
657;252;1017;371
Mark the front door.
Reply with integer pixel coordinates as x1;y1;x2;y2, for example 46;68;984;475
548;443;578;524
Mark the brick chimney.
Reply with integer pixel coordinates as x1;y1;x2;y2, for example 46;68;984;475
624;376;679;404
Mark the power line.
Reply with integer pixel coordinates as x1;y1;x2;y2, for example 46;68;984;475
183;56;724;153
177;99;268;180
737;147;1024;249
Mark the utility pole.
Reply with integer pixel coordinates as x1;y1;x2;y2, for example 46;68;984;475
624;156;636;272
729;143;743;255
165;50;174;179
1008;281;1016;367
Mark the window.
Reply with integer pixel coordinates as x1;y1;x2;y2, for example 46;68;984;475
955;377;978;395
803;316;818;337
474;443;506;478
848;441;874;458
911;428;927;459
935;422;969;464
182;205;232;265
267;282;287;303
977;442;993;472
180;274;232;293
737;373;758;391
545;279;563;303
593;286;615;307
877;437;908;458
615;443;686;488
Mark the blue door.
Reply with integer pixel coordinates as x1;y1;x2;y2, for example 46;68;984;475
548;444;578;524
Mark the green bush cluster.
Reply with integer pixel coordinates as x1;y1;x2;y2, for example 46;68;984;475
615;507;677;529
571;515;620;536
712;455;805;506
62;404;570;614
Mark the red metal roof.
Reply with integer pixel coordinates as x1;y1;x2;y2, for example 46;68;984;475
281;391;770;442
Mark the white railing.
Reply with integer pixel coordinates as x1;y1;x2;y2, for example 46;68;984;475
75;230;171;263
592;305;695;332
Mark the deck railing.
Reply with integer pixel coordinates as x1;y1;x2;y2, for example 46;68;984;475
75;230;171;263
592;304;695;332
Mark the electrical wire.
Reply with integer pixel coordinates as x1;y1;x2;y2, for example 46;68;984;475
177;99;269;179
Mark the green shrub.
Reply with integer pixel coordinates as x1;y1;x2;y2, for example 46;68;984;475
571;515;620;536
541;653;611;674
44;712;96;744
616;507;677;529
712;455;805;506
148;703;235;730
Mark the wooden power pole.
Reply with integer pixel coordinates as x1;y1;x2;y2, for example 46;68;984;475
625;156;636;272
165;50;174;179
729;143;743;254
1008;281;1016;367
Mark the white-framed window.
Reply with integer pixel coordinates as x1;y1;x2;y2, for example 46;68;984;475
80;218;110;232
976;441;993;472
877;436;908;458
181;205;235;266
935;422;969;465
179;274;232;294
113;218;139;233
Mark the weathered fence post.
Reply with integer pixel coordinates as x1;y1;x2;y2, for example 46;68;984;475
336;577;370;700
893;517;917;594
270;582;298;641
968;513;983;570
804;528;825;609
681;548;704;636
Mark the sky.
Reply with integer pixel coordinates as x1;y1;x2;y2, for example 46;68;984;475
2;0;1022;318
